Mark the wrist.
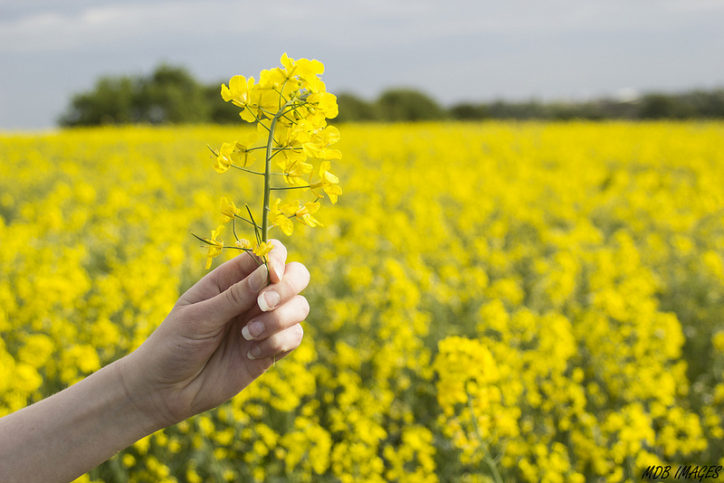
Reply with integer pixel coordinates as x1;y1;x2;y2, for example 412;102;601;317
114;353;173;432
0;355;167;483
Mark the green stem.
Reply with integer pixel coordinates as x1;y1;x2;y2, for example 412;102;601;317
231;164;265;175
233;214;261;230
279;101;309;117
191;232;256;259
270;185;312;191
262;101;293;243
466;387;504;483
268;146;302;162
262;128;275;243
245;205;261;245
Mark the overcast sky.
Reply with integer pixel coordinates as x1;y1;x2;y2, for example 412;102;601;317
1;0;723;130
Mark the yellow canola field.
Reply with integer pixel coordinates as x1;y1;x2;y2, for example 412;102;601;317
1;122;723;482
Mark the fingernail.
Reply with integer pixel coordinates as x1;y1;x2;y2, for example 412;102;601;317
248;265;268;293
247;346;261;360
258;291;280;312
274;263;284;282
242;321;264;340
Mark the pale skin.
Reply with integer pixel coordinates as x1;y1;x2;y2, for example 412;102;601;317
0;240;309;483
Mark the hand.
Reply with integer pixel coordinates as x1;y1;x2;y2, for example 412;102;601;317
118;239;309;429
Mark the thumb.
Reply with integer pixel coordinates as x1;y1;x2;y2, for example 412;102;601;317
195;264;269;327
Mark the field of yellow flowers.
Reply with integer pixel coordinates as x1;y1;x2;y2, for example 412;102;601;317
1;122;723;482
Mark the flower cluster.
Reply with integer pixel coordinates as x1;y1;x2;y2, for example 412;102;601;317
2;122;724;481
200;53;341;269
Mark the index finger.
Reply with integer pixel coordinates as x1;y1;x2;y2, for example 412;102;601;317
179;240;288;305
267;239;287;284
211;239;288;293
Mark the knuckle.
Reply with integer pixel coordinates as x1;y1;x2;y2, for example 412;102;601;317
225;281;247;307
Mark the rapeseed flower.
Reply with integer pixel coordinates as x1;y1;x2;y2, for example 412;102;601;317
198;53;341;269
203;226;224;269
4;121;724;481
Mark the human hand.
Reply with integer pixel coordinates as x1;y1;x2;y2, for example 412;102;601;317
118;240;309;429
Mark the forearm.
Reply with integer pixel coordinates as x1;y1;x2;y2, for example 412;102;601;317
0;357;162;483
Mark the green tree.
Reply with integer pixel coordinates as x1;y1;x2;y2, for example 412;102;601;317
204;84;240;124
59;65;210;126
59;66;724;126
135;65;209;124
335;93;380;122
376;88;446;121
449;103;488;120
58;76;139;126
639;93;682;119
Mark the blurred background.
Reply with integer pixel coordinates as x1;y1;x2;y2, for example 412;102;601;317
3;1;724;482
1;0;724;130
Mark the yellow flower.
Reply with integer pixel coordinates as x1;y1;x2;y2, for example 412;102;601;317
295;201;323;228
204;225;224;269
713;331;724;353
303;125;342;160
280;53;324;89
270;199;323;236
283;159;314;186
220;196;240;223
280;52;322;75
214;141;258;173
258;68;288;90
245;88;279;122
311;161;342;204
221;73;283;123
213;54;340;270
271;198;295;236
122;454;136;468
235;238;252;250
214;142;235;173
221;75;255;108
308;92;338;119
253;241;273;258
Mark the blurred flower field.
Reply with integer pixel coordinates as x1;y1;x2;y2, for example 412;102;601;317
1;122;723;482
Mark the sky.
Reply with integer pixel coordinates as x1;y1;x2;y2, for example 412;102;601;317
1;0;723;130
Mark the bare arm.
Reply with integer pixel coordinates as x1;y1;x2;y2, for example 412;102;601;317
0;359;159;482
0;240;309;482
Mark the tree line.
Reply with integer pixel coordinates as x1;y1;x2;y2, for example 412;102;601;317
58;64;724;126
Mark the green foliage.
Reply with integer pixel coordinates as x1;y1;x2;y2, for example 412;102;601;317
59;65;217;126
335;93;380;122
450;90;724;121
58;76;139;126
449;103;489;120
59;64;724;126
203;84;240;124
376;88;446;121
136;65;210;124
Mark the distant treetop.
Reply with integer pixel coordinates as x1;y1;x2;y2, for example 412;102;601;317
58;65;724;126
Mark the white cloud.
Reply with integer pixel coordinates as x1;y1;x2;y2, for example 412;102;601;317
0;2;262;52
0;0;723;128
4;0;722;53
